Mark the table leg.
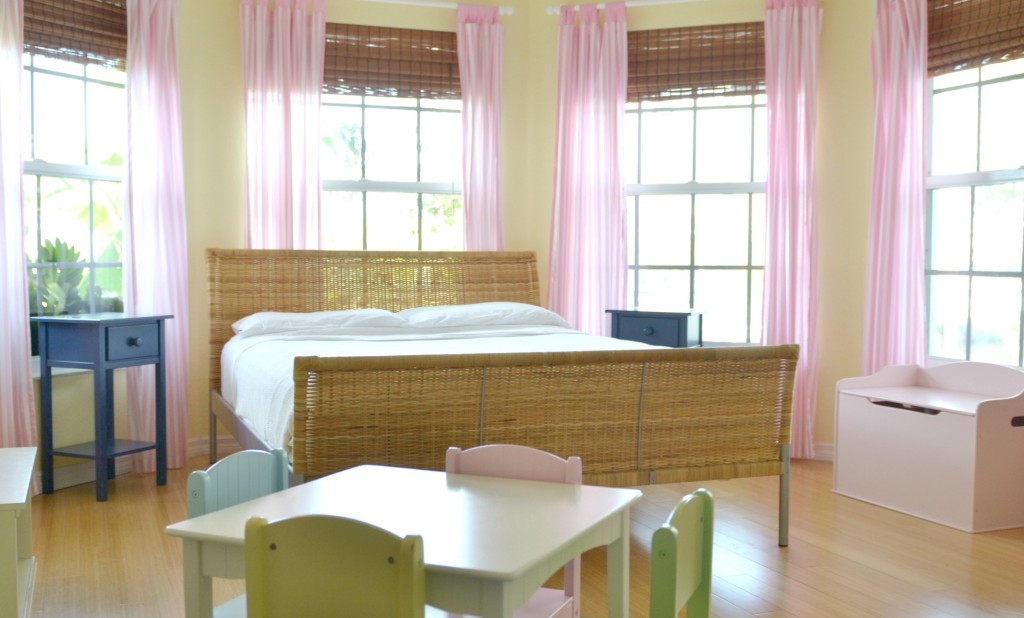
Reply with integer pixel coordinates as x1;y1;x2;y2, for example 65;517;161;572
155;360;167;486
94;368;110;502
607;511;631;618
182;539;214;618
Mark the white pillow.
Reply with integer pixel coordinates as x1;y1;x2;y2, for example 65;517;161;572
398;302;571;329
232;308;407;336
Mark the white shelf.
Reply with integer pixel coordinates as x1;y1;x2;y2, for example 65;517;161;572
0;447;37;618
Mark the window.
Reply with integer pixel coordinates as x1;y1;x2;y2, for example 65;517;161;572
926;0;1024;365
625;23;766;344
320;24;463;251
926;59;1024;365
22;0;127;350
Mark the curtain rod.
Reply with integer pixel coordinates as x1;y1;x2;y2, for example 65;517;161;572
545;0;709;16
360;0;514;15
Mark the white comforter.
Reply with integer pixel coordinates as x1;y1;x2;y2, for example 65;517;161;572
221;324;655;453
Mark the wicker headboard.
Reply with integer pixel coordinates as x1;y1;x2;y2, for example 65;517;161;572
206;249;542;391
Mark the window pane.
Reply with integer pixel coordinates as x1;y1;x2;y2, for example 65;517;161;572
929;187;971;271
34;73;86;165
637;269;690;311
928;274;968;359
980;58;1024;81
933;68;977;90
752;106;767;183
421;194;463;251
38;177;91;255
366;192;418;250
21;70;31;160
92;266;123;312
972;183;1024;272
86;82;126;167
85;64;125;84
22;175;38;261
970;276;1021;365
624;112;639;184
931;86;978;175
421;98;461;111
695;108;752;183
694;194;749;265
637;195;690;266
639;110;693;183
749;269;763;343
321;191;364;250
321;106;363;181
420;111;460;183
365;96;416;108
364;108;416;181
626;196;636;266
979;79;1024;171
92;181;123;263
694;269;749;342
751;193;766;267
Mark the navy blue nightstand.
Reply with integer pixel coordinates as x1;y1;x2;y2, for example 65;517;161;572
606;310;702;348
32;313;171;501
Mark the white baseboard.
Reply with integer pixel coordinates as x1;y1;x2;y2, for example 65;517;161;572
813;442;834;461
52;435;244;491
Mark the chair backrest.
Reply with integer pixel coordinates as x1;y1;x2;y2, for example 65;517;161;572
245;514;425;618
649;488;714;618
445;444;582;484
446;444;583;618
187;449;288;518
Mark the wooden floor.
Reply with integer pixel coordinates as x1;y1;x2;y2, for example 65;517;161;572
28;456;1024;617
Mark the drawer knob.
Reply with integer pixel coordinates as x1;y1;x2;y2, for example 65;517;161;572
127;336;143;347
642;326;654;336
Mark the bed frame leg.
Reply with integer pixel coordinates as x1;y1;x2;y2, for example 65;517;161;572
779;443;790;547
209;410;218;464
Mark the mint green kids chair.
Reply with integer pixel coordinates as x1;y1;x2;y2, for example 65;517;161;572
187;448;288;518
245;514;426;618
649;488;714;618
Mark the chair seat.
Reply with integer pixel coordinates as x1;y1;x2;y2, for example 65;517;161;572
426;586;573;618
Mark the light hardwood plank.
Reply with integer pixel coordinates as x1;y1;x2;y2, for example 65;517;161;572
28;457;1024;617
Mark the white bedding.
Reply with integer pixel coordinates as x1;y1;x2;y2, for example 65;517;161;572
221;323;656;454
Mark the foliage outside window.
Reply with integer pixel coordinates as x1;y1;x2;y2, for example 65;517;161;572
320;24;463;251
625;23;766;344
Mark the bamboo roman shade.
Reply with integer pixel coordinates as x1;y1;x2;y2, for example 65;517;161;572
323;23;460;99
627;21;765;103
23;0;126;70
929;0;1024;76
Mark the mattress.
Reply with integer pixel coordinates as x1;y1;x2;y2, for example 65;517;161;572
221;309;656;454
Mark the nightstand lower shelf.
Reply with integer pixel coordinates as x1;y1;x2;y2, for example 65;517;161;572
53;439;158;460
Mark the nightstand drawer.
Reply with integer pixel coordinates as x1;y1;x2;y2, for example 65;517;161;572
606;310;702;348
107;323;160;361
616;315;680;347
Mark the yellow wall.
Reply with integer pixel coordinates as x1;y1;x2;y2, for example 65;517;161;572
177;0;874;454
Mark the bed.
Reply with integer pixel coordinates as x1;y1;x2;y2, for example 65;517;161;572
207;248;798;544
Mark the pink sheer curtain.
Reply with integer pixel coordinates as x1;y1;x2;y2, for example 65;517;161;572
864;0;927;375
457;4;504;251
123;0;189;471
763;0;822;460
0;0;37;451
240;0;326;249
548;3;627;336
